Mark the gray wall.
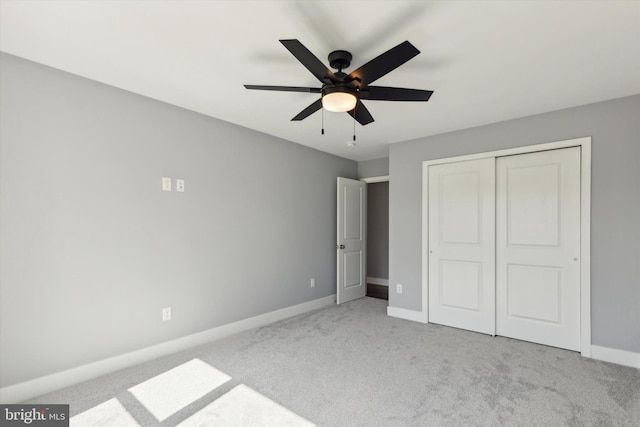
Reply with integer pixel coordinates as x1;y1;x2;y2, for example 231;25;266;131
388;94;640;353
357;157;389;179
0;53;357;387
367;182;389;279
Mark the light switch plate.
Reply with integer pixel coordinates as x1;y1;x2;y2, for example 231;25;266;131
162;177;171;192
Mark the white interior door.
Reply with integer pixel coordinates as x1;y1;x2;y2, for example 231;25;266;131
428;158;496;334
337;177;367;304
496;147;581;350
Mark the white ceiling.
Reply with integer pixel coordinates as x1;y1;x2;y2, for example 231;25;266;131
1;1;639;161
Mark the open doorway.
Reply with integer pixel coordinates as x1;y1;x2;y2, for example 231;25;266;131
364;179;389;300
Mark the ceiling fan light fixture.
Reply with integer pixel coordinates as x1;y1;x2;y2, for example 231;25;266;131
245;39;432;126
322;86;357;112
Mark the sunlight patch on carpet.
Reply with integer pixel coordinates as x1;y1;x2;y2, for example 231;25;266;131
128;358;231;421
177;384;315;426
70;398;139;426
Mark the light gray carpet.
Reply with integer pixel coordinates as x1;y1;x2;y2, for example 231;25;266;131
27;297;640;426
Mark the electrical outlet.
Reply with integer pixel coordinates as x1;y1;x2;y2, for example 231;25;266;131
310;278;316;288
176;179;185;192
396;284;403;294
162;307;172;321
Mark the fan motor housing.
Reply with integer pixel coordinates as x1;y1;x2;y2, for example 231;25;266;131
322;84;356;97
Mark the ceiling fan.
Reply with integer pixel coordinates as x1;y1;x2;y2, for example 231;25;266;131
244;39;433;126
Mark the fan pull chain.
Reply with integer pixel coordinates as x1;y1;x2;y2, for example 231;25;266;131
352;106;356;141
321;105;325;135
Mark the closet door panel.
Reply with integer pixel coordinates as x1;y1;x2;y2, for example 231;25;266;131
496;147;581;351
428;158;495;335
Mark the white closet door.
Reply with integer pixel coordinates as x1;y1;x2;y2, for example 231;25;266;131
496;147;581;351
428;158;495;335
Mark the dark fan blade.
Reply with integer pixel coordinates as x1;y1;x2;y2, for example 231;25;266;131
280;39;335;83
244;85;321;93
359;86;433;101
292;98;323;121
349;41;420;86
347;100;374;125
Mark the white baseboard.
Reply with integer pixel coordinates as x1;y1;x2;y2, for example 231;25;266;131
0;295;336;404
387;306;427;323
591;345;640;369
367;277;389;286
383;311;640;370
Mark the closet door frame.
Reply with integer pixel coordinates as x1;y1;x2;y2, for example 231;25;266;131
421;136;591;357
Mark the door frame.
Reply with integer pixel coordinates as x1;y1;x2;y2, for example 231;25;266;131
361;175;389;184
336;174;390;303
421;137;592;356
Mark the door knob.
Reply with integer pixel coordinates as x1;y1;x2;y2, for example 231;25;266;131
336;244;345;249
